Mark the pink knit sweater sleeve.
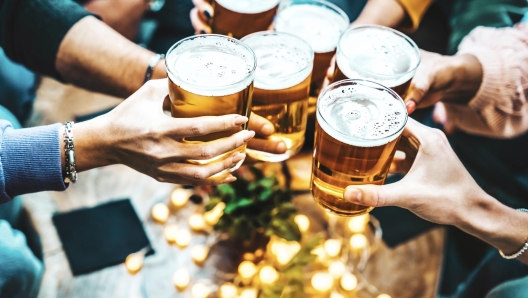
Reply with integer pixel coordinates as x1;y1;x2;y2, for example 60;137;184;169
444;24;528;138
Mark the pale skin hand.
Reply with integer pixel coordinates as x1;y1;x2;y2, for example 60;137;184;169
343;118;528;265
190;0;214;34
60;79;256;186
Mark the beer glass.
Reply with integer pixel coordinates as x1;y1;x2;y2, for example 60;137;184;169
165;34;257;173
275;0;349;111
334;25;421;98
311;79;408;217
242;31;313;162
211;0;280;39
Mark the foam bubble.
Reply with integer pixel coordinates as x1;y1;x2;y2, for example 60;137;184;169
275;4;349;53
242;33;313;90
215;0;280;14
337;27;420;87
317;83;407;147
166;35;255;96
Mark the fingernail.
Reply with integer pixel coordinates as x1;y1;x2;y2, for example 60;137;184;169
234;116;248;126
200;29;207;35
405;101;416;114
243;130;255;142
276;141;287;153
204;10;212;20
262;124;274;135
223;175;237;183
344;187;362;203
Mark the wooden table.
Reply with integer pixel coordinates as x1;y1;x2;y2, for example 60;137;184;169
21;79;444;298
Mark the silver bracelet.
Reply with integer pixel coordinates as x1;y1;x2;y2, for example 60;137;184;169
144;53;165;83
499;208;528;259
63;122;77;183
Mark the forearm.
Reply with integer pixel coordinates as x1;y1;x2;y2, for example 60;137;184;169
456;193;528;265
56;16;166;98
352;0;406;28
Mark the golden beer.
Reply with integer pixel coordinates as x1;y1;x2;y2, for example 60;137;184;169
333;25;420;99
311;79;407;216
242;31;313;162
165;34;256;172
274;0;349;111
211;0;279;39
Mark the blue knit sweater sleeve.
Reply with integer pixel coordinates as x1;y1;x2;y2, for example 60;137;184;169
0;120;67;203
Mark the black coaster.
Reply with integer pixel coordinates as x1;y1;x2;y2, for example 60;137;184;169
52;199;154;276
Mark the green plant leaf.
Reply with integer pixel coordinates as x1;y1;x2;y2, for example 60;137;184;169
260;285;284;298
258;189;273;201
283;234;323;271
269;217;301;241
216;184;236;201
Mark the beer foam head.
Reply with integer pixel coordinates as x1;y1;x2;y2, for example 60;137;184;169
275;2;349;53
215;0;280;14
242;32;313;90
317;80;407;147
336;26;420;87
166;35;256;96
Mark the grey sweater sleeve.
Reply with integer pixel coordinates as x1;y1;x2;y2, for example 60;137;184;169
0;120;67;202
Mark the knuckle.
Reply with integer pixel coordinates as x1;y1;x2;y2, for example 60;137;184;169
190;122;205;136
192;169;208;180
199;146;214;159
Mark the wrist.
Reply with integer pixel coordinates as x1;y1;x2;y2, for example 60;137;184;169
72;117;116;172
152;61;167;80
448;54;483;104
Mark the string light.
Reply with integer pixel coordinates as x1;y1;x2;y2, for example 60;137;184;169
203;202;226;226
328;261;346;278
294;214;310;233
151;203;169;223
324;239;342;257
259;266;279;284
174;229;192;248
311;272;334;292
340;273;358;291
170;188;190;208
218;283;238;298
239;288;258;298
238;261;257;280
377;294;392;298
349;234;368;251
164;224;178;243
330;292;345;298
191;282;211;298
348;214;370;233
191;244;209;266
189;214;206;232
173;268;190;291
125;252;143;274
312;245;327;262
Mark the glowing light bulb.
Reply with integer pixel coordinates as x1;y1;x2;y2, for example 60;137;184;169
174;229;192;248
277;241;301;266
324;239;342;257
328;261;346;278
349;234;368;251
238;261;257;279
218;283;238;298
311;272;334;292
254;249;264;258
330;292;345;298
259;266;279;284
377;294;392;298
348;214;370;233
173;268;190;291
340;273;357;291
151;203;169;223
191;244;209;266
164;224;178;243
125;253;143;274
171;188;189;208
192;282;211;298
294;214;310;233
189;214;206;231
239;288;258;298
312;245;327;262
203;202;226;226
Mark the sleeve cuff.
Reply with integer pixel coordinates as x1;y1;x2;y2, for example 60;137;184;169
1;123;67;198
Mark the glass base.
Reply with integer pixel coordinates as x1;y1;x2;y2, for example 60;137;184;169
246;146;301;162
312;194;374;217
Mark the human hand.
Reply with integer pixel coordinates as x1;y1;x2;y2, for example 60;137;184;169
342;118;489;226
405;50;483;114
190;0;213;34
74;79;254;185
247;113;287;155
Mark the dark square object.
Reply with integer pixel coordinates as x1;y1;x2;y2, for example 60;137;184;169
52;199;154;276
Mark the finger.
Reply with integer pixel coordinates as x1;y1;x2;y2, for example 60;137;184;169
248;113;275;137
159;152;245;182
190;7;212;34
160;172;237;186
169;114;248;137
138;79;169;104
343;183;407;208
180;130;255;160
247;136;287;154
389;151;411;174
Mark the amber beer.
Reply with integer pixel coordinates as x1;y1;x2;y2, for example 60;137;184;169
311;79;408;216
333;25;421;99
165;34;256;172
242;32;313;162
275;0;349;110
211;0;279;39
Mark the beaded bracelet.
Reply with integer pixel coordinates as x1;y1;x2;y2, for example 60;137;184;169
499;208;528;259
63;121;77;183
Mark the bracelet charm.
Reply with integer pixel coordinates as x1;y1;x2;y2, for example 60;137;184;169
63;121;77;183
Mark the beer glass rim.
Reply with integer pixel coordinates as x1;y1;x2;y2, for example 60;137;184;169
165;34;257;90
277;0;350;24
241;31;314;81
317;78;408;146
337;25;421;79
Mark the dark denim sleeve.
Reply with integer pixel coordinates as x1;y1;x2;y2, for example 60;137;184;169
0;0;92;80
0;120;67;202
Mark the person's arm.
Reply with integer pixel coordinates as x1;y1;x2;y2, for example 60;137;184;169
352;0;433;31
343;119;528;265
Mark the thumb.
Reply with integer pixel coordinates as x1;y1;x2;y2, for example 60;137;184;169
343;183;406;208
405;77;431;114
